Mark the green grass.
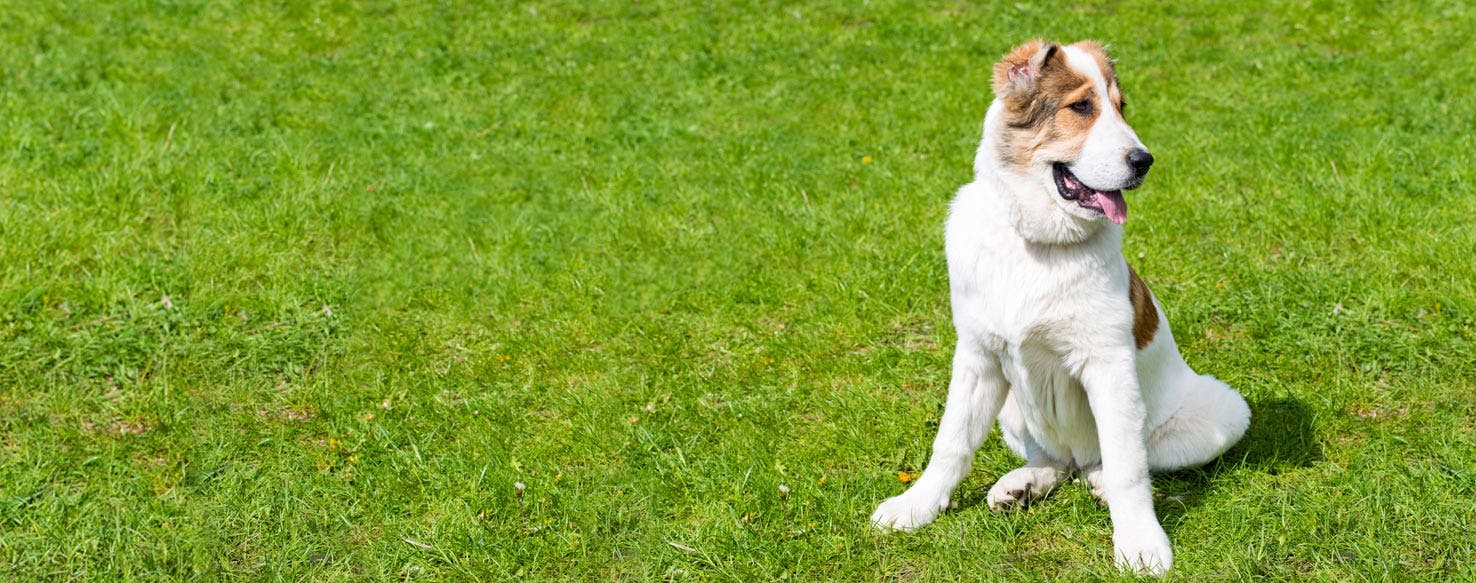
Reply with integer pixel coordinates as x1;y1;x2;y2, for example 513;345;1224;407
1;0;1473;580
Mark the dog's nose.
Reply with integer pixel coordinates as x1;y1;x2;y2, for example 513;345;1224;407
1127;149;1154;177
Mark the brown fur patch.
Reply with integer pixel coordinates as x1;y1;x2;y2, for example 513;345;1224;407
990;40;1098;170
1127;264;1159;349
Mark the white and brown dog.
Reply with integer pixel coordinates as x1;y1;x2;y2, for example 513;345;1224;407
870;40;1250;575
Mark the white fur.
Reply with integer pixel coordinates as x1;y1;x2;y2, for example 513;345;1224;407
872;45;1250;576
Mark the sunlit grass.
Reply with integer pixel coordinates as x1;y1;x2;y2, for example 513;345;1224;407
0;0;1472;580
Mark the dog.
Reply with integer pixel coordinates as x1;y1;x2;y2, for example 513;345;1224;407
870;40;1250;575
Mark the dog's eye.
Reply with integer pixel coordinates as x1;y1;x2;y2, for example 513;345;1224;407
1068;99;1094;115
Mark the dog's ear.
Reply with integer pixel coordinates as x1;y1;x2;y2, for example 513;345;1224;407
992;40;1063;98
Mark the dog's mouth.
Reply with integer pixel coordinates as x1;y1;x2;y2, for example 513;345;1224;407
1053;163;1128;225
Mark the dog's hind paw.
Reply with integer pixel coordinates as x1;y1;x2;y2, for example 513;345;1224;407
986;466;1066;511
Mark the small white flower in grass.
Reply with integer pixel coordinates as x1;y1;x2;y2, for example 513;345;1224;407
778;484;789;499
515;481;526;497
320;304;333;317
160;295;174;310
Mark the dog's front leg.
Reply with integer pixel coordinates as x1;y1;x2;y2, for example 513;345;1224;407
871;341;1007;531
1081;353;1172;575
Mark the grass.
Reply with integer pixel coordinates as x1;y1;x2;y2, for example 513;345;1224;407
1;0;1473;580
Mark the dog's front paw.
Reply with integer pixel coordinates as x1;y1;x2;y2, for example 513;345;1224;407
870;490;948;532
1113;523;1173;575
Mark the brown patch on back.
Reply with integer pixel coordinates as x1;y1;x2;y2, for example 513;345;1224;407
1127;264;1159;349
990;40;1099;169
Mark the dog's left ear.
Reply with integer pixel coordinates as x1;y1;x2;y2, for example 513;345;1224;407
992;40;1063;98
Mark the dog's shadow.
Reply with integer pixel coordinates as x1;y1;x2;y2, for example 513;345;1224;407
1152;396;1321;532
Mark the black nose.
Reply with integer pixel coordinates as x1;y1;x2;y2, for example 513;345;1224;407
1127;149;1154;177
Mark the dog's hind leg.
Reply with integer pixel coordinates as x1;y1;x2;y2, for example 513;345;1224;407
1081;374;1249;507
1145;374;1250;472
988;393;1070;511
871;340;1009;531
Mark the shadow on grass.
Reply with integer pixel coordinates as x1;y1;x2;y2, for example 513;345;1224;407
1155;396;1322;533
1222;396;1322;472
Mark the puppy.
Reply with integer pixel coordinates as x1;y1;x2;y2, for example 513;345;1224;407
870;40;1250;575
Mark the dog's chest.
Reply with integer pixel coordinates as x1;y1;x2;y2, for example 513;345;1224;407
945;192;1131;349
948;242;1113;348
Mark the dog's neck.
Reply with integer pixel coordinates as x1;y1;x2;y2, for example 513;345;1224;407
973;102;1113;247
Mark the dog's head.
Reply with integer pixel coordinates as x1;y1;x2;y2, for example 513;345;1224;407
986;40;1151;231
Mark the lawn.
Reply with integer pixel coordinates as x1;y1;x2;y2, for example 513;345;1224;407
1;0;1474;580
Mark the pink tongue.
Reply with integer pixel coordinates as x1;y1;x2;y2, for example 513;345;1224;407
1099;191;1127;225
